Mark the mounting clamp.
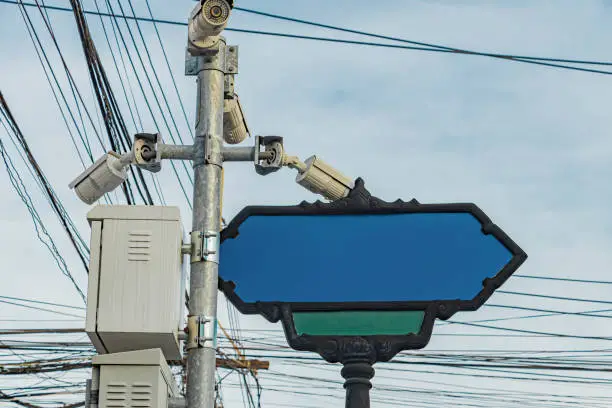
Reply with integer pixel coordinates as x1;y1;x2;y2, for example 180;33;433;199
190;231;220;263
186;315;217;349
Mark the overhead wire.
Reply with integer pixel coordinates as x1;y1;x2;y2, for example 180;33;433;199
444;320;612;341
0;89;90;271
0;299;85;319
0;127;86;303
68;0;154;205
233;6;612;67
497;290;612;305
481;304;612;322
13;0;97;171
90;0;166;205
0;296;84;311
121;0;193;202
99;0;192;206
24;0;106;150
143;0;195;139
3;0;612;76
515;274;612;285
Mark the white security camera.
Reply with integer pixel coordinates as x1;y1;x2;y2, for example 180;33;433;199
285;155;354;201
188;0;232;49
223;94;249;144
69;152;132;205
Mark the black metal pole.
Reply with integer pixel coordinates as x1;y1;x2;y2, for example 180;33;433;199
341;360;374;408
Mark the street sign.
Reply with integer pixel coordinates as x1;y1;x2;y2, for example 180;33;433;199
219;178;526;364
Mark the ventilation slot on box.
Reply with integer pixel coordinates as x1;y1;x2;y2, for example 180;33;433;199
104;381;153;408
105;382;127;407
130;382;153;408
127;231;152;262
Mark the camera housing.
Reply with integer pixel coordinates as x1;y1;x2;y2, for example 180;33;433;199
223;94;249;144
188;0;232;49
295;156;354;201
69;152;131;205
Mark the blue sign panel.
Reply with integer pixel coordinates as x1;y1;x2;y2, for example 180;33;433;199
220;213;513;304
218;179;526;362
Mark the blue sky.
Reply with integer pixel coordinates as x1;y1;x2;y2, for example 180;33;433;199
1;0;612;407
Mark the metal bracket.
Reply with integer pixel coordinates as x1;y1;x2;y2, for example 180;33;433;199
205;133;223;166
133;132;162;173
255;135;285;175
223;45;238;98
224;74;235;98
225;45;238;74
190;231;220;263
185;43;223;76
187;315;217;349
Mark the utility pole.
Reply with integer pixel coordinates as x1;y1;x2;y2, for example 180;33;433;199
186;44;224;408
185;2;232;407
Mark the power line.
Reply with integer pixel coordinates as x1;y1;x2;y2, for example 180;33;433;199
445;320;612;341
0;89;90;271
484;304;612;321
69;0;154;205
99;0;192;207
0;296;84;311
144;0;195;141
0;329;84;335
233;6;612;68
515;274;612;285
0;299;84;319
0;134;86;303
2;0;612;76
498;290;612;306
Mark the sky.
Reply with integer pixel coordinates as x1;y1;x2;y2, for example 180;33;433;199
1;0;612;407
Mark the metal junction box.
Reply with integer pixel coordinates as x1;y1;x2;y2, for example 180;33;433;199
86;205;185;361
90;348;179;408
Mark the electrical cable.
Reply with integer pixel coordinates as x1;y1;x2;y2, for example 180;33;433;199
123;0;191;148
0;89;90;270
233;6;612;67
515;274;612;285
482;304;612;322
2;0;612;76
445;320;612;341
144;0;195;141
68;0;154;205
24;0;107;151
0;299;84;319
498;290;612;305
0;135;86;303
0;296;84;311
99;0;192;207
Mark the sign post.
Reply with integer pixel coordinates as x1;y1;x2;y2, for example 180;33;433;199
219;179;527;407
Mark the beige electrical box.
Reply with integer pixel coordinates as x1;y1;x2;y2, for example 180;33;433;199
86;205;185;361
91;348;179;408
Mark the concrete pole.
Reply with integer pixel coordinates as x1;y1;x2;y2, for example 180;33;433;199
186;40;226;408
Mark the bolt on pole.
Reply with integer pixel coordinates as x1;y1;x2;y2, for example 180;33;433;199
185;38;227;408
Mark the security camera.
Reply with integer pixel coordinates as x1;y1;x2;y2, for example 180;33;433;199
68;152;132;205
286;155;354;201
223;94;249;144
188;0;232;49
